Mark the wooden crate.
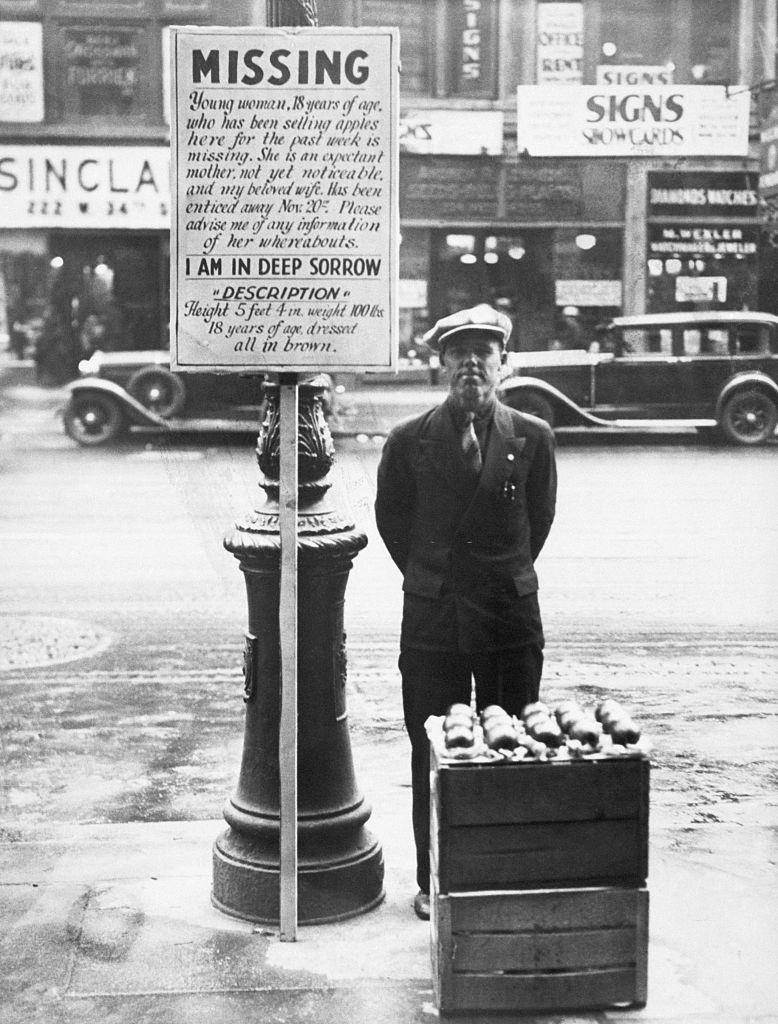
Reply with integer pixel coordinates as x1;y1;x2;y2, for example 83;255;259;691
431;748;649;892
432;882;649;1014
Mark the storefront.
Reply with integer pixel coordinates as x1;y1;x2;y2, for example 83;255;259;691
0;144;169;379
398;146;626;357
645;170;760;313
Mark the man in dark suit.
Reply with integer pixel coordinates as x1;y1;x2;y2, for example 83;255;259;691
375;304;557;920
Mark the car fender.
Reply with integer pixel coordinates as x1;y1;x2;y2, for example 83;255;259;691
715;371;778;419
68;378;168;428
499;375;616;427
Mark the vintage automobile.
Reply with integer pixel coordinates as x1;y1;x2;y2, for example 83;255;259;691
62;350;338;446
62;350;271;445
498;311;778;445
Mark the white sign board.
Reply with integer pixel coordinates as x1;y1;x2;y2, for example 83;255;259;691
536;3;583;84
555;279;622;307
0;145;170;228
170;26;399;372
400;108;503;155
675;276;727;304
0;21;43;122
517;85;750;157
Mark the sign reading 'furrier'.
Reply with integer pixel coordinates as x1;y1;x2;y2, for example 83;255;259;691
170;27;399;372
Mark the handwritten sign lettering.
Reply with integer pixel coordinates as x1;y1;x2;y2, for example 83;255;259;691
170;27;399;372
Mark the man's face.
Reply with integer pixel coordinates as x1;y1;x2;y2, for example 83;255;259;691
441;331;503;412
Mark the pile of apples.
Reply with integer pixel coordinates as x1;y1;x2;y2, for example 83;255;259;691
442;698;642;759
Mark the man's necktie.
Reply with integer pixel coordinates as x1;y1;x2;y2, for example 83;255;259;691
462;412;483;474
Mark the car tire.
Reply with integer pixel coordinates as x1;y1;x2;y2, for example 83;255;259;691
64;394;126;446
503;389;556;427
127;366;186;418
719;388;778;446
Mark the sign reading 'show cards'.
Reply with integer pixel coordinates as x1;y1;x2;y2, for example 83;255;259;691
170;27;399;372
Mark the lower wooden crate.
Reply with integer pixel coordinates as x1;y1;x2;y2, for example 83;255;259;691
432;884;648;1014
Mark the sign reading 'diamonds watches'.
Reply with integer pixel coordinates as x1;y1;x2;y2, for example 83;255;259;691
170;27;399;372
516;84;750;157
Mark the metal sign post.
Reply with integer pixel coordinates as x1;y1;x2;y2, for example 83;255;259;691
170;17;398;932
278;372;299;941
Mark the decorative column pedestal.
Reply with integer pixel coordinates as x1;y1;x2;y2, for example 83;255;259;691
212;378;384;924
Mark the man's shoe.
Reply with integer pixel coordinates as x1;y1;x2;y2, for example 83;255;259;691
413;890;430;920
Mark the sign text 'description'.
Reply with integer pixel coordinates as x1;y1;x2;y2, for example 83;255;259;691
170;27;399;372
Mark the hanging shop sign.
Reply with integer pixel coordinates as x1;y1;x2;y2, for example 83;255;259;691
516;85;750;157
648;224;758;257
448;0;498;98
0;21;43;122
555;279;622;307
400;108;503;155
536;2;583;84
170;26;399;373
648;171;759;218
0;145;170;228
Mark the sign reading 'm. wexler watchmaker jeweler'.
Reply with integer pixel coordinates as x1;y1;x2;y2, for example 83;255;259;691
170;26;399;372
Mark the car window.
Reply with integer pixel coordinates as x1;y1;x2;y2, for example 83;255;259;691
732;325;770;355
608;321;774;358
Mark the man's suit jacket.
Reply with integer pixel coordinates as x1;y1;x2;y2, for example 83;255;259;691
375;399;557;649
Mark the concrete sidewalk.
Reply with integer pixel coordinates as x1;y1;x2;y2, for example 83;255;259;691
1;354;776;1023
2;760;777;1024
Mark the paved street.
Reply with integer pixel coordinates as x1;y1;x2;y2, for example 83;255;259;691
1;357;777;1023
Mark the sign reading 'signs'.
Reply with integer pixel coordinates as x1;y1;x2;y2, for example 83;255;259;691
516;84;750;157
170;27;399;372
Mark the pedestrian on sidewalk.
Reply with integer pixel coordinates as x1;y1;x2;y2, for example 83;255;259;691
374;304;557;921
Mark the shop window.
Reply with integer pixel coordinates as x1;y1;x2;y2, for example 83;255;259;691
54;23;150;121
431;229;555;351
536;2;584;84
35;236;163;383
0;20;44;123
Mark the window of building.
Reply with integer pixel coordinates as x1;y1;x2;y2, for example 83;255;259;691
54;23;151;121
596;0;736;85
689;0;735;84
598;0;670;67
356;0;498;98
0;20;44;122
357;0;433;95
536;2;584;84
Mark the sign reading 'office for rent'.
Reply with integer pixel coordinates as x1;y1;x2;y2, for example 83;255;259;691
170;27;399;372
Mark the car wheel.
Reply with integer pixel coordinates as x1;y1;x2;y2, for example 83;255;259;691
127;366;186;418
63;394;126;446
504;389;556;427
719;389;778;446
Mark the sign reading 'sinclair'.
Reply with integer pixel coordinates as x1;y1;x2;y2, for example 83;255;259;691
170;27;399;372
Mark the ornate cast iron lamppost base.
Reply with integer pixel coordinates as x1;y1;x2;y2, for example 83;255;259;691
213;378;384;924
